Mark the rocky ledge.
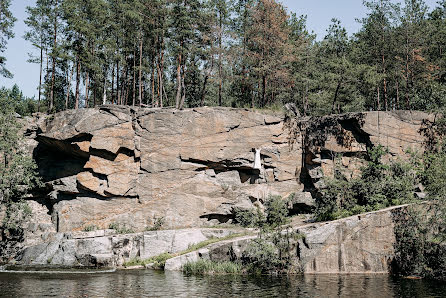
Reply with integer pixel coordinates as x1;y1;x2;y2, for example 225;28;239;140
165;204;407;274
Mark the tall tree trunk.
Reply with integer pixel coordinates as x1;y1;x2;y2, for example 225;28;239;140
156;62;160;107
180;65;186;110
38;46;43;112
65;63;74;110
332;81;341;114
151;61;155;107
179;65;186;110
111;63;115;104
85;71;89;108
201;57;213;107
138;34;143;107
159;50;164;108
218;11;223;106
377;85;380;111
175;53;182;109
262;75;266;107
382;54;388;111
405;32;410;110
117;60;120;105
200;73;209;107
132;49;136;107
49;7;58;112
75;58;80;109
93;87;97;107
396;80;400;110
102;73;107;105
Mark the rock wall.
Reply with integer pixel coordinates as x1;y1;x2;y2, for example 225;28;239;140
33;106;303;232
27;107;434;234
5;107;437;271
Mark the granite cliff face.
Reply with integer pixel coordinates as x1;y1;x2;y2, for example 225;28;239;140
2;106;436;270
33;106;301;232
30;107;434;233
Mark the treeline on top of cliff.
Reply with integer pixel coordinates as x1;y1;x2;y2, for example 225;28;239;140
2;0;446;116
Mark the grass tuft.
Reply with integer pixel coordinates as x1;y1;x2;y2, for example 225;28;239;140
183;259;243;275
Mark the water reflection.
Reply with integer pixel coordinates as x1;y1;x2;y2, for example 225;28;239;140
0;270;445;297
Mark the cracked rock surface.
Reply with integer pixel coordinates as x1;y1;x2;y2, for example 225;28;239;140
28;107;434;234
33;106;302;232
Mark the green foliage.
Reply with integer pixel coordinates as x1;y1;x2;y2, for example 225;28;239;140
233;207;265;228
83;225;98;232
0;90;41;207
2;200;32;231
235;196;293;274
316;145;418;221
146;216;165;231
234;196;290;231
242;238;281;274
147;253;173;269
393;202;446;280
183;259;243;275
0;0;16;78
392;132;446;280
421;148;446;200
108;222;134;234
264;196;290;230
12;0;446;113
123;252;173;269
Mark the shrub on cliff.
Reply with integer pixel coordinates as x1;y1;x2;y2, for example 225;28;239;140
0;93;41;259
393;146;446;280
0;93;41;205
316;145;419;221
239;196;294;274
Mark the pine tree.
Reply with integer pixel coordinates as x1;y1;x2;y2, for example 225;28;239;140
24;0;51;111
245;0;293;107
0;0;16;78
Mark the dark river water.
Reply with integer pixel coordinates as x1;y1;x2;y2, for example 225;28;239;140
0;270;445;297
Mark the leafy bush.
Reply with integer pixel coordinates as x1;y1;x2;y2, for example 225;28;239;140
393;203;446;280
235;196;293;274
0;90;41;242
264;196;290;230
242;238;281;273
146;216;165;231
83;225;98;232
183;259;242;275
233;207;265;228
108;222;135;234
234;196;290;231
393;147;446;280
316;145;419;221
422;148;446;200
2;200;32;231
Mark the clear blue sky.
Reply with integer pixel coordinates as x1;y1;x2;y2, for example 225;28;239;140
0;0;440;98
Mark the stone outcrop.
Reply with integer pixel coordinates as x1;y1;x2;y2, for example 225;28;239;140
33;106;304;232
297;111;434;192
18;228;242;267
164;205;406;274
